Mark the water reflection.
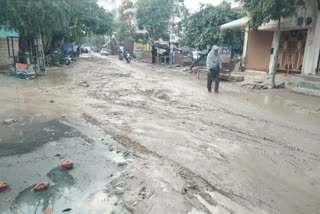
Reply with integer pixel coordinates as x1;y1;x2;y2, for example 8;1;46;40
11;167;76;214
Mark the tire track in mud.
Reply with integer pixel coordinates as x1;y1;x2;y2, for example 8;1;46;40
74;56;320;213
81;112;276;214
210;121;320;161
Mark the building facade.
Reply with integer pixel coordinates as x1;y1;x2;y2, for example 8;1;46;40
221;1;320;76
0;26;19;69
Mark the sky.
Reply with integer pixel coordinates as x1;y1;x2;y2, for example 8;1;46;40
184;0;238;13
97;0;239;14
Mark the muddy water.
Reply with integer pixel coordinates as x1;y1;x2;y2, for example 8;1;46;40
0;71;128;214
0;119;128;214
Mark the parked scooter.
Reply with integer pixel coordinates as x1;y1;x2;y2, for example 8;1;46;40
60;52;71;65
119;50;124;60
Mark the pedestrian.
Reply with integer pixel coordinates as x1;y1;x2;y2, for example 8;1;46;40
206;45;222;93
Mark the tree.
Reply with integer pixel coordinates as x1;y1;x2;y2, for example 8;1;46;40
0;0;114;61
180;2;244;54
136;0;173;42
116;21;136;42
180;2;244;70
236;0;305;87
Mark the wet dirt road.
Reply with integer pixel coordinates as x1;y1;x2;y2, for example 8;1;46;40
1;54;320;214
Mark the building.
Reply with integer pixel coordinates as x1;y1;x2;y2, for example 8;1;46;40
0;26;19;69
221;1;320;76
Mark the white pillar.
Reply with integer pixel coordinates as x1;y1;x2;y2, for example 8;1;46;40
269;31;280;74
302;12;320;75
242;28;248;60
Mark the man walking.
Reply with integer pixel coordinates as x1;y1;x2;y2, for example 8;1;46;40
206;45;222;93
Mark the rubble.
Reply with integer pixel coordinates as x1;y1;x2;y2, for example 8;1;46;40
0;182;8;191
241;80;285;90
34;182;49;191
3;119;18;125
61;160;74;170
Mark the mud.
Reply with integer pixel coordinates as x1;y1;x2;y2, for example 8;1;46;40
0;117;129;213
1;54;320;214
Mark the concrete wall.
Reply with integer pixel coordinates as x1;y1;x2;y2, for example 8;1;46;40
259;2;316;31
302;4;320;75
0;38;18;69
246;31;273;72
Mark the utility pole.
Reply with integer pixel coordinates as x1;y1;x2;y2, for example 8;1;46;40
169;0;176;65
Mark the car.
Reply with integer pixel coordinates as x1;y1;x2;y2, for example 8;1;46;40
82;47;89;53
82;47;91;54
100;48;109;56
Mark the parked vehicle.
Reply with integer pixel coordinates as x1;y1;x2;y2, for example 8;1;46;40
47;51;60;66
100;48;109;56
124;50;132;63
60;52;72;65
82;47;91;53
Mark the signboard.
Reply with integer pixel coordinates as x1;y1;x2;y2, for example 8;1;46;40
16;63;28;70
218;46;232;63
170;34;176;43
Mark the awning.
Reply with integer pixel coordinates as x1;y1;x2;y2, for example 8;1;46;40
220;16;250;31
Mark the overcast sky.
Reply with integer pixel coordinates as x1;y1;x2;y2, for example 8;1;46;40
185;0;238;13
97;0;239;14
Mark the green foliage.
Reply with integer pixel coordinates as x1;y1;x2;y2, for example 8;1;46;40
124;1;134;10
136;0;173;41
180;2;245;55
236;0;305;30
1;0;69;37
83;35;106;50
133;32;149;44
0;0;114;53
118;0;135;15
116;21;136;42
237;0;305;87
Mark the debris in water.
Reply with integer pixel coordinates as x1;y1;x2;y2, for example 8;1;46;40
123;151;130;157
33;182;49;191
61;160;74;170
0;182;8;191
133;201;138;206
139;186;147;199
116;181;124;187
3;119;18;125
118;162;127;167
181;188;188;194
50;100;55;103
109;146;114;152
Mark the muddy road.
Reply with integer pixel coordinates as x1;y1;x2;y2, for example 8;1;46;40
1;54;320;214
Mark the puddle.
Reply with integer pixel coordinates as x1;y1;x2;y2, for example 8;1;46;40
10;167;123;214
0;119;129;214
0;120;78;157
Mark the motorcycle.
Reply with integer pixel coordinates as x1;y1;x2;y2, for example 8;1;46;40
119;52;123;60
125;52;132;63
60;53;71;65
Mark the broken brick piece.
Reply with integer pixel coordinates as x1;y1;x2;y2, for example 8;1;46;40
61;160;73;170
0;182;8;191
34;182;49;191
44;207;51;214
